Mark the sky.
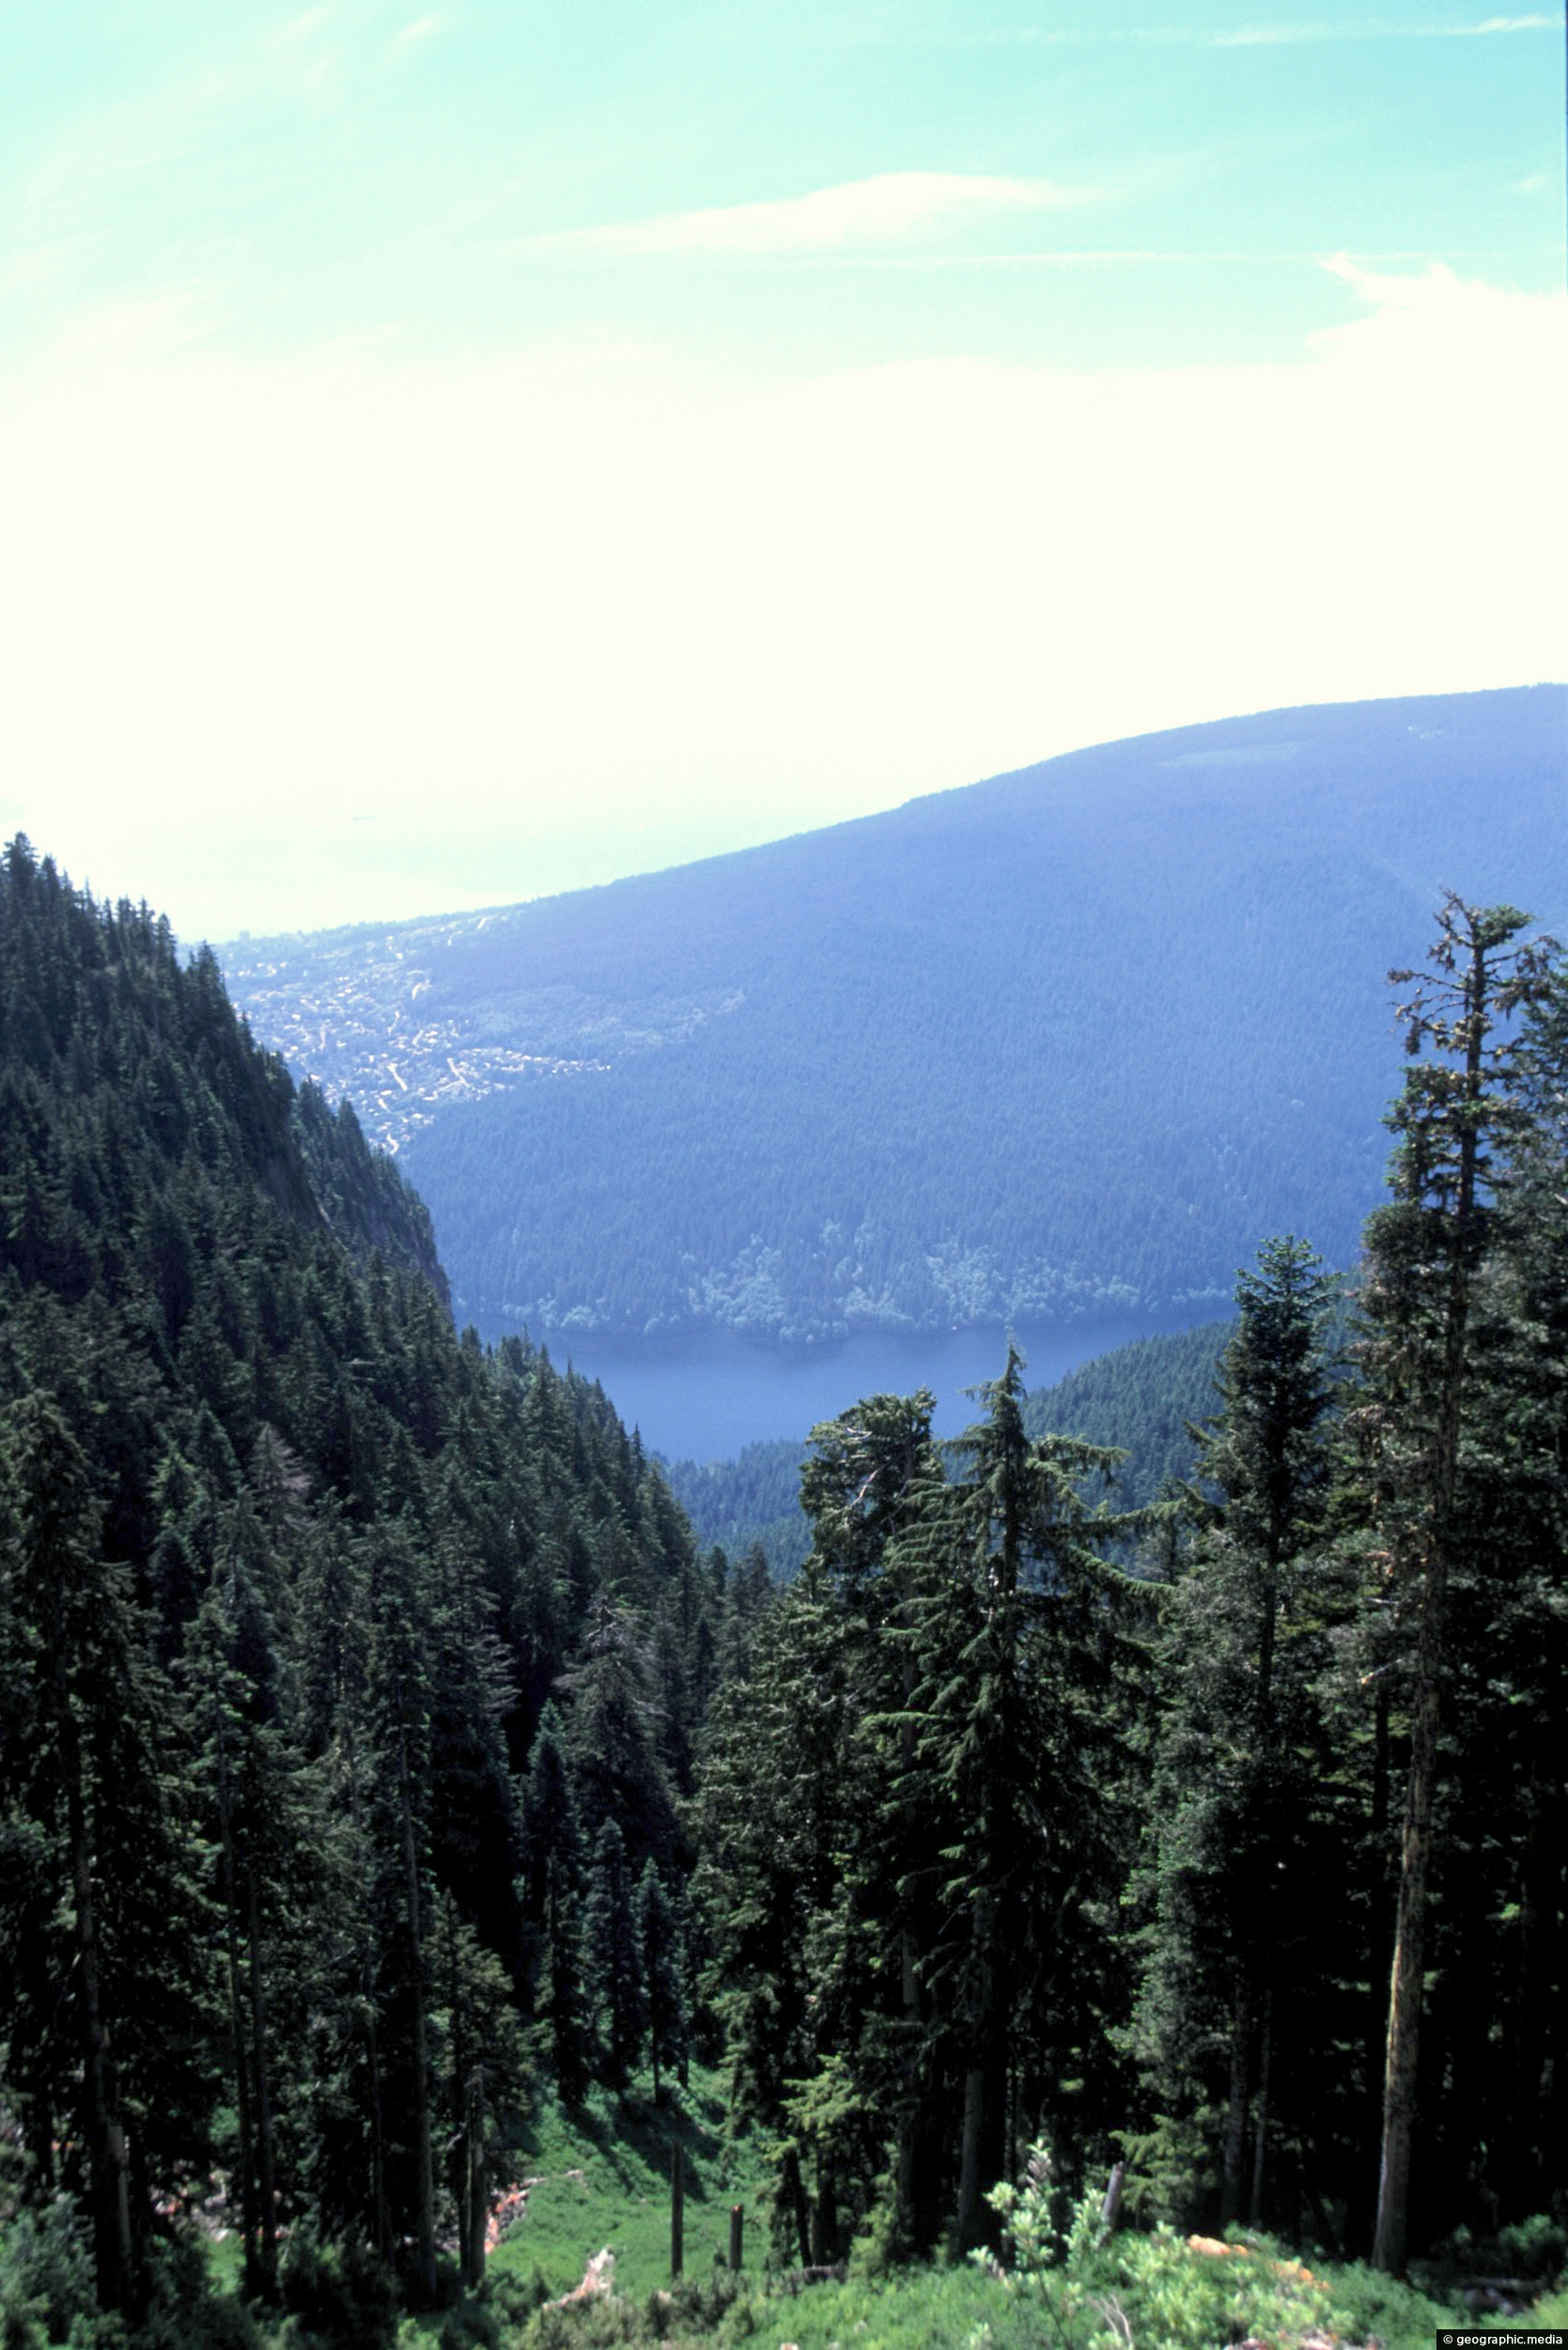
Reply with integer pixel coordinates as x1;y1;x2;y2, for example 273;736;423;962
0;2;1563;942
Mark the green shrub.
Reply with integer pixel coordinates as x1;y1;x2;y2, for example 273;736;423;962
1424;2217;1568;2290
277;2235;397;2350
135;2237;262;2350
517;2295;648;2349
1323;2263;1463;2350
482;2269;552;2333
437;2294;501;2350
0;2199;117;2350
986;2142;1339;2350
646;2269;741;2335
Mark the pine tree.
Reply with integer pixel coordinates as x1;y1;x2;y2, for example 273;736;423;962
1358;896;1556;2270
634;1862;684;2106
690;1579;863;2264
433;1892;528;2288
564;1595;674;1875
797;1389;945;2254
901;1347;1131;2249
584;1820;645;2093
1135;1237;1341;2227
365;1526;439;2300
522;1703;591;2103
0;1391;210;2314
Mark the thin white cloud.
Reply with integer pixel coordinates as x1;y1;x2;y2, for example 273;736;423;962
908;14;1556;40
521;173;1093;261
390;15;443;57
1211;13;1557;38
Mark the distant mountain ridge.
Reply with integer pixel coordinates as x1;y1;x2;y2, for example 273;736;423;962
222;686;1568;1344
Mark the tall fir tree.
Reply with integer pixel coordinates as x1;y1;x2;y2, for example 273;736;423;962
584;1820;645;2093
634;1862;684;2106
1134;1237;1342;2228
1358;897;1556;2269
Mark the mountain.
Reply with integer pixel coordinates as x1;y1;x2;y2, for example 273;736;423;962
220;685;1568;1344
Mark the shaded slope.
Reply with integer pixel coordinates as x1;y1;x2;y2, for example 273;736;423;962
1020;1318;1233;1510
0;833;727;2299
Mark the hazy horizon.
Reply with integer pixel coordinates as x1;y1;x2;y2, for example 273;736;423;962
2;2;1563;942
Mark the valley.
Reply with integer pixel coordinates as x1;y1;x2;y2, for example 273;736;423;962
221;686;1568;1370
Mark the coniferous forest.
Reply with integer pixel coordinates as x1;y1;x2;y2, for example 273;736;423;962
3;834;1567;2346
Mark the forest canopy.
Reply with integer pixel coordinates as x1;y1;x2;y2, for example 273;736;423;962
2;838;1565;2339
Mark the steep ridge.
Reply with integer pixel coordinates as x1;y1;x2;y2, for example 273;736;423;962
222;685;1568;1342
0;833;731;2306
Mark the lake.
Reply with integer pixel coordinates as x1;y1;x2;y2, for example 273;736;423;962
522;1307;1222;1464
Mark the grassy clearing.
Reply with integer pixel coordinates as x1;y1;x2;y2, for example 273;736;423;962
179;2085;1558;2350
486;2069;772;2308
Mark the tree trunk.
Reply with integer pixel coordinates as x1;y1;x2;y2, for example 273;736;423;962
893;1615;939;2255
1219;1969;1251;2228
1372;910;1493;2273
811;2164;837;2265
344;1710;389;2258
1250;1987;1273;2228
58;1679;132;2311
1373;1246;1470;2267
447;1909;472;2288
397;1720;437;2301
781;2148;810;2266
464;2071;487;2290
955;1977;1006;2252
1373;1567;1444;2272
1503;1739;1559;2211
247;1873;279;2297
212;1689;259;2292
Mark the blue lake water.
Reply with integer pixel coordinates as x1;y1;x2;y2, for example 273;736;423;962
530;1308;1219;1464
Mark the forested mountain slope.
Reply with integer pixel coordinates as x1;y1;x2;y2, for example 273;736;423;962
0;837;747;2317
222;686;1568;1342
6;838;1567;2315
1021;1319;1234;1509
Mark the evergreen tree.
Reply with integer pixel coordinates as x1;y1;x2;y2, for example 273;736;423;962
0;838;722;2301
0;1391;210;2315
433;1892;528;2289
1135;1238;1342;2228
522;1703;590;2103
563;1594;674;1875
690;1580;862;2263
584;1821;645;2093
900;1348;1132;2249
1358;898;1555;2270
634;1861;684;2106
365;1527;439;2300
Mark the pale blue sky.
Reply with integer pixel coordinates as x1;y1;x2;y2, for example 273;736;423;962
1;3;1563;936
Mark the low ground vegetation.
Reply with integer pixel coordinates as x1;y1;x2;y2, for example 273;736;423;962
7;2124;1557;2350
